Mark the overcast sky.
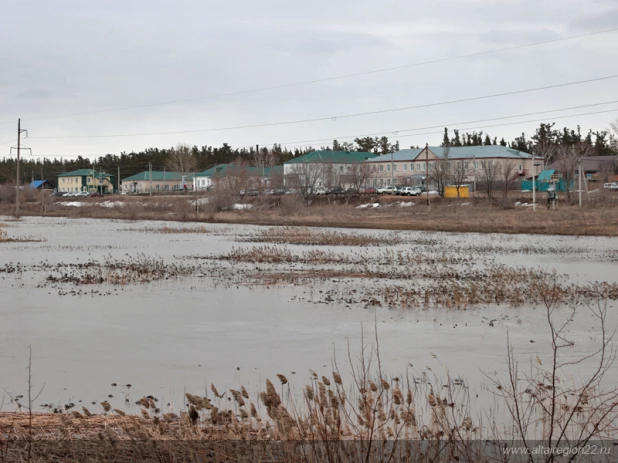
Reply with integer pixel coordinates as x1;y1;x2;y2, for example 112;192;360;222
1;0;618;159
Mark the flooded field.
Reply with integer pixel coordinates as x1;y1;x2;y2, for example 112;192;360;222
1;216;617;424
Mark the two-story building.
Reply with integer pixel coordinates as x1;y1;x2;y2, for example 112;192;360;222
284;151;378;190
121;171;194;194
57;169;115;194
363;146;538;187
193;164;283;191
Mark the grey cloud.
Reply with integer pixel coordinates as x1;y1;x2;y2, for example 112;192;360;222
479;29;562;46
568;8;618;32
16;89;53;99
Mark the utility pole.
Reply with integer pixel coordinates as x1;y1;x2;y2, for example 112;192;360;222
117;166;120;194
425;143;430;211
578;159;582;208
472;154;476;198
532;153;536;212
14;119;28;218
149;161;153;196
390;150;394;185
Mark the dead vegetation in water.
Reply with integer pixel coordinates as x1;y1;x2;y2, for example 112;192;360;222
37;254;203;287
211;246;475;266
125;225;212;234
0;229;43;243
243;227;403;246
226;261;618;309
3;298;617;462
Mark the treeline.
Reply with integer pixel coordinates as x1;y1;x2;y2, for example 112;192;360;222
440;123;615;157
0;122;615;185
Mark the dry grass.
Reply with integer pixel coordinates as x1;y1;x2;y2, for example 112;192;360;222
129;225;211;234
213;246;474;266
3;195;618;236
0;229;42;243
2;296;617;462
243;227;403;246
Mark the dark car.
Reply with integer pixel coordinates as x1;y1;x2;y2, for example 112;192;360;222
89;192;104;198
241;189;259;197
327;187;344;195
343;188;359;195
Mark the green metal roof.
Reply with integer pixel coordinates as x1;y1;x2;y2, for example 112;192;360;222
195;164;283;178
58;169;113;178
122;171;195;182
537;170;555;181
364;146;533;162
285;151;378;165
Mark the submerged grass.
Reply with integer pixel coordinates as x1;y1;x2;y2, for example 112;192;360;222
127;225;211;234
212;246;475;266
243;227;403;246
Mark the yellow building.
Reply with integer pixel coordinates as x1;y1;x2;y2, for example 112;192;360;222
57;169;115;194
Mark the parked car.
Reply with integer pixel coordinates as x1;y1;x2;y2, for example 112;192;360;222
240;189;259;197
603;182;618;190
90;192;104;197
313;186;328;195
360;187;377;194
327;187;344;195
377;185;397;195
343;188;359;195
398;186;417;196
76;191;90;197
51;191;65;197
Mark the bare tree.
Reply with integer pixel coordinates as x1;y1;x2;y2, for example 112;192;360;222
430;145;451;197
489;288;618;454
348;163;371;192
610;118;618;152
499;160;518;198
286;162;325;204
253;147;276;191
599;159;618;184
480;160;498;199
165;144;197;173
556;142;592;204
451;159;467;198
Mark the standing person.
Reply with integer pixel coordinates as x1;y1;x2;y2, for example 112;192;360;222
547;185;556;210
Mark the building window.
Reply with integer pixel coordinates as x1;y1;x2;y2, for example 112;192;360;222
464;161;469;169
474;161;479;169
481;161;486;168
393;164;397;172
379;165;383;172
165;185;169;191
403;164;407;171
387;165;390;172
156;185;160;191
519;164;523;172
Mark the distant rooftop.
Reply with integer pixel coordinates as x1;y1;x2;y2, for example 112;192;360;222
58;169;113;178
285;151;378;164
195;164;283;178
365;146;533;162
122;171;195;182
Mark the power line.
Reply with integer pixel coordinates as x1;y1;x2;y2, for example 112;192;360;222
6;26;617;125
282;107;618;148
262;100;618;146
20;105;618;159
28;74;618;140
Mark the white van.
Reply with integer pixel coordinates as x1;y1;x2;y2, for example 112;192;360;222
603;183;618;190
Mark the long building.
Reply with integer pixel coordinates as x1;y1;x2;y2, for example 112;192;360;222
57;169;115;194
363;146;539;187
283;151;378;190
121;171;194;194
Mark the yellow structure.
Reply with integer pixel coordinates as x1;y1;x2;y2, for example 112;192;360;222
444;185;469;198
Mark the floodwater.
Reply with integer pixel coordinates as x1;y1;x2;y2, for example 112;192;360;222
1;216;617;417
